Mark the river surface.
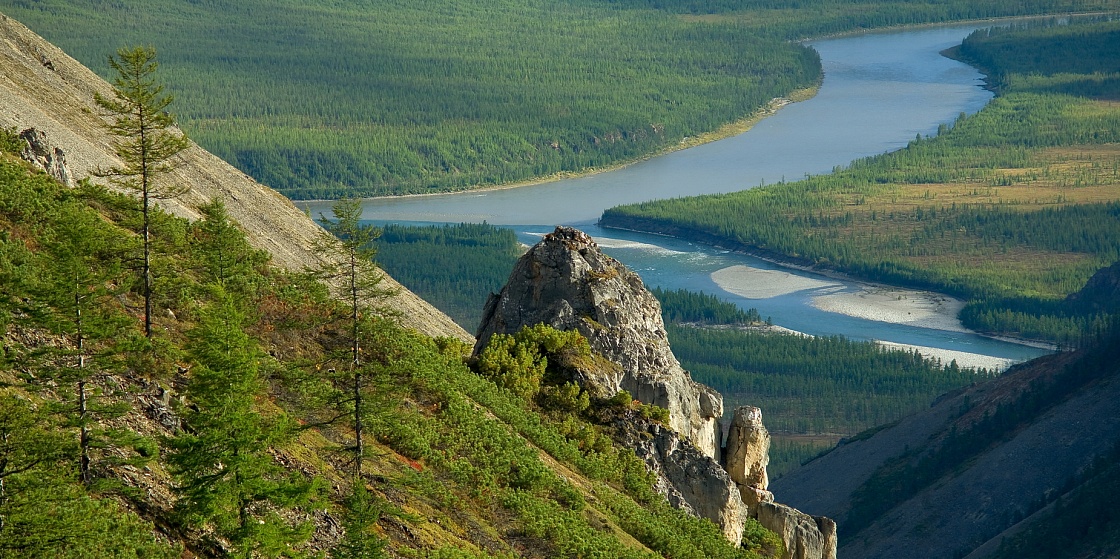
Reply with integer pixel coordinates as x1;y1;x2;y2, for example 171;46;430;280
302;23;1049;366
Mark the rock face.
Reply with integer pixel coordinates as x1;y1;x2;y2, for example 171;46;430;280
475;226;723;459
18;127;74;187
619;420;747;544
757;503;838;559
726;406;770;492
476;227;836;556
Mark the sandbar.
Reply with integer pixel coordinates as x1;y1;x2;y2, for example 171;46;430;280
875;340;1015;372
812;288;967;333
711;265;840;299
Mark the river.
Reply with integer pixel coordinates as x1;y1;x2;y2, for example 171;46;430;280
302;23;1050;368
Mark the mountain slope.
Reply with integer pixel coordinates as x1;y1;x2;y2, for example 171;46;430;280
771;332;1120;559
0;11;469;342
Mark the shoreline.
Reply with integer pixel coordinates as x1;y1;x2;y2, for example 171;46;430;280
679;322;1019;372
298;86;820;204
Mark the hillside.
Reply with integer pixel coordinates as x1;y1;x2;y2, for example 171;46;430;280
0;13;820;559
0;12;469;342
771;328;1120;558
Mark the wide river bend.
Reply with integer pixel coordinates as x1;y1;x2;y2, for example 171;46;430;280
302;23;1050;368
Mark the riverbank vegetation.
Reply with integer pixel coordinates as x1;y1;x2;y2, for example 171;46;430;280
1;138;775;558
5;1;1113;198
602;18;1120;344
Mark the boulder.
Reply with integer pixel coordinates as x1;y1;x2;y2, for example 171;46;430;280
726;406;770;492
756;502;838;559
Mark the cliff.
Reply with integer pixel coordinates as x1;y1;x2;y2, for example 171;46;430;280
476;227;836;557
0;12;469;342
476;226;724;458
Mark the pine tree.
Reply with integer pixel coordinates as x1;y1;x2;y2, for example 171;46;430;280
165;289;321;557
94;46;190;338
189;199;269;297
331;484;388;559
31;200;150;486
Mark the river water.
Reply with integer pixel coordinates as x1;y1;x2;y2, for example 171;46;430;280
302;23;1048;367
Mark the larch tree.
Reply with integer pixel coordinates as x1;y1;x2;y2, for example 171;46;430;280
32;201;144;486
94;45;190;339
165;289;320;557
311;197;393;481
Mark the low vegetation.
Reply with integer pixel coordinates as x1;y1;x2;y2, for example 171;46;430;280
602;18;1120;344
1;133;782;557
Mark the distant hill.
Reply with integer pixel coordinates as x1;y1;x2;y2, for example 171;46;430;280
772;317;1120;558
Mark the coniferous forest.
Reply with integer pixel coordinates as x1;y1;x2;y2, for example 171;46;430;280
3;0;1112;197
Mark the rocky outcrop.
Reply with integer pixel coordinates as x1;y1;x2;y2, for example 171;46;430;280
618;420;747;544
726;406;836;559
475;226;723;459
726;406;770;493
757;503;837;559
17;127;74;187
476;227;836;555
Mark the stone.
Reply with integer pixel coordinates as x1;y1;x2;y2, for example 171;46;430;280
18;127;74;187
726;406;771;491
475;226;724;459
621;420;747;544
756;502;838;559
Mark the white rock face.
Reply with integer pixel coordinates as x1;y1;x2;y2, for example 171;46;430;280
474;226;724;459
726;406;771;492
727;406;837;559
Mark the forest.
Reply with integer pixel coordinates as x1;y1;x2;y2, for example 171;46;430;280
0;130;789;557
602;18;1120;344
3;0;1113;197
374;223;522;331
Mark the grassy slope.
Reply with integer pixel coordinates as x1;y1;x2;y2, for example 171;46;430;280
0;140;776;557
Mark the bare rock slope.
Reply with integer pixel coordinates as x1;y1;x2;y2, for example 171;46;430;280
0;12;469;342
